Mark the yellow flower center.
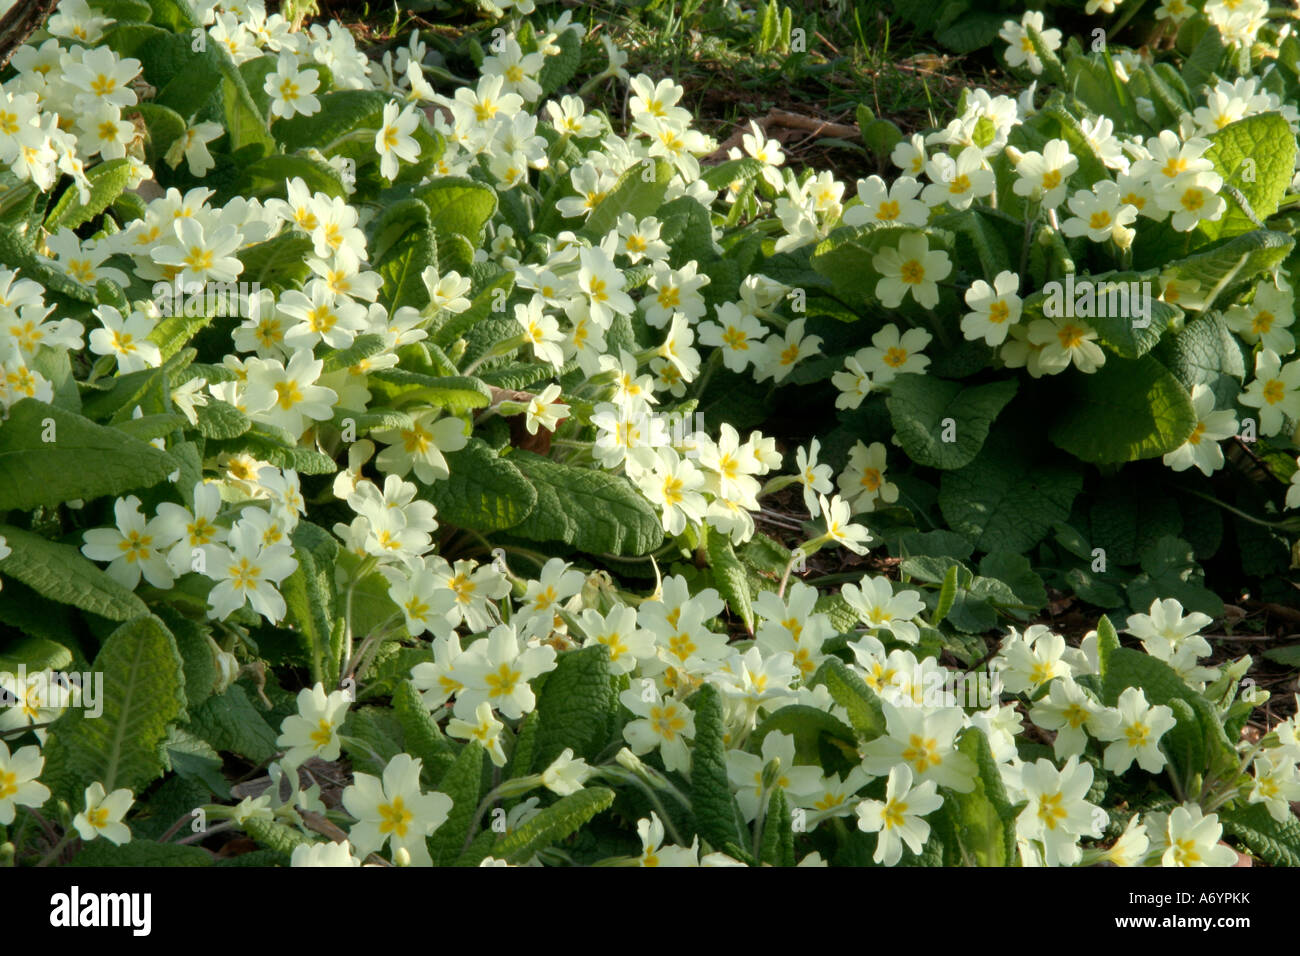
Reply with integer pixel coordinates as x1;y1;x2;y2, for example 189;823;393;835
377;796;413;837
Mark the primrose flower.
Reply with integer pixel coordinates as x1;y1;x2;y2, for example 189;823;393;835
842;174;929;227
842;575;925;644
0;740;49;824
999;12;1062;76
855;764;943;865
446;701;508;768
1010;139;1077;208
265;52;320;118
81;495;180;590
541;748;594;796
1162;385;1238;476
1102;814;1152;866
962;271;1022;346
837;441;899;514
862;701;976;792
373;409;470;484
1015;756;1103;867
452;623;558;720
637;812;698;867
292;841;363;867
816;494;873;555
524;383;569;434
1092;686;1177;775
1239;350;1300;436
343;754;452;867
1027;316;1105;375
73;783;134;845
87;305;161;374
203;517;297;623
872;232;952;309
1124;597;1213;663
1160;805;1238;867
726;731;823;822
277;683;352;767
856;324;932;385
375;101;420;179
1028;678;1102;759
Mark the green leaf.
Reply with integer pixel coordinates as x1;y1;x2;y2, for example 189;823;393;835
944;727;1017;866
72;840;212;867
320;334;388;375
752;705;857;765
240;152;347;200
44;159;133;233
0;223;93;302
977;552;1047;609
689;683;747;854
0;634;72;672
369;369;493;414
392;679;456;769
887;374;1018;470
367;198;431;265
537;27;582;96
158;607;219;712
759;786;795;867
242;817;310;861
210;41;274;154
939;436;1083;553
1096;613;1121;669
0;525;148;621
186;685;279;763
1200;113;1297;240
811;657;886;743
533;645;615;768
1049;355;1197;464
413;177;498;246
492;786;615;863
508;450;664;557
195;399;252;439
378;224;436;312
238;232;314;286
280;545;337;685
424;438;537;533
0;399;178;510
1181;23;1224;91
133;102;186;167
1219;802;1300;867
41;615;187;802
432;272;514;348
1124;535;1225;618
580;158;672;239
705;527;754;634
273;90;389;152
1154;311;1247;408
1087;473;1183;566
930;207;1013;278
428;741;485;866
1262;646;1300;668
1163;230;1294;311
933;563;958;626
508;710;540;781
1099;643;1234;782
1026;23;1068;87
